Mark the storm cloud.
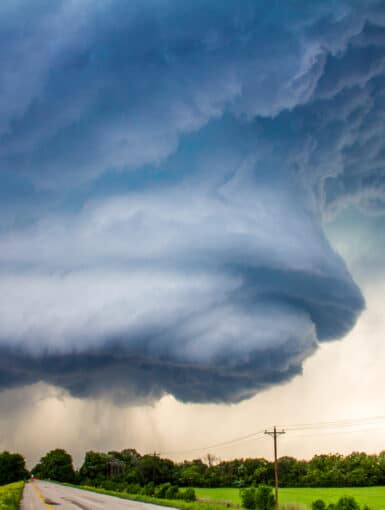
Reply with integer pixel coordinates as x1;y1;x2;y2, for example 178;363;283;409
0;0;383;402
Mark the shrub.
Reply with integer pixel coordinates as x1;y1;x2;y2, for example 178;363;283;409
127;483;141;494
154;482;172;498
100;480;115;491
180;487;196;501
312;500;326;510
255;485;275;510
335;497;360;510
165;485;179;499
142;482;155;496
241;487;256;509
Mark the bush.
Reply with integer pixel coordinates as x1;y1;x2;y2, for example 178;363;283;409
154;482;172;498
255;485;275;510
127;483;141;494
335;497;360;510
100;480;116;491
165;485;179;499
142;482;155;496
180;487;196;501
312;500;326;510
241;487;256;509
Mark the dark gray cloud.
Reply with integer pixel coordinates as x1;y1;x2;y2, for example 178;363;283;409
0;0;383;402
0;346;307;404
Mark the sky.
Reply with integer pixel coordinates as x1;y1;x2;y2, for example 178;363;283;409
1;0;385;468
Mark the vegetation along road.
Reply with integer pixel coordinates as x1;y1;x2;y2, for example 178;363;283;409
20;480;176;510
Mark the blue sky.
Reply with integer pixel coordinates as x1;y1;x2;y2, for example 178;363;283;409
1;1;385;459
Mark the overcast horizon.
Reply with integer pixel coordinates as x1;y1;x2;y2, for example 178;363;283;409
1;0;385;469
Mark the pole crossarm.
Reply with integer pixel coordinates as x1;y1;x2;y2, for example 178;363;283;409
264;429;285;437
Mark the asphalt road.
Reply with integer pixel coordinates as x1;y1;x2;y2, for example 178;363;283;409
21;481;175;510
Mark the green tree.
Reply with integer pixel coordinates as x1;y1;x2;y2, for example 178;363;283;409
79;451;109;484
33;449;75;482
0;452;28;485
179;460;206;486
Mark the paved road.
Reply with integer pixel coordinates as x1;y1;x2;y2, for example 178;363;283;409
21;481;175;510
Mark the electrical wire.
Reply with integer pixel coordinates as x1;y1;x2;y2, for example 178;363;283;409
160;430;265;456
282;414;385;432
158;413;385;457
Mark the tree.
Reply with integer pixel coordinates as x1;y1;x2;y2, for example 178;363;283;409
254;485;275;510
33;449;75;483
179;460;206;486
139;455;176;485
0;452;28;485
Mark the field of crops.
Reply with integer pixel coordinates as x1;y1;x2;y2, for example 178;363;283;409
0;482;24;510
194;486;385;510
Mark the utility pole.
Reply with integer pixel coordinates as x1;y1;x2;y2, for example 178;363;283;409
264;426;285;510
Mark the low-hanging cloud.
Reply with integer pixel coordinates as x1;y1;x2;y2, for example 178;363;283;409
0;0;384;402
0;166;363;402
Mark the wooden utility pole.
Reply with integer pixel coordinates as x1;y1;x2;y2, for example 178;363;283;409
264;426;285;510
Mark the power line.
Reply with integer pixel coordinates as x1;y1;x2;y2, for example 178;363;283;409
158;413;385;457
160;430;265;456
282;423;385;441
282;414;385;432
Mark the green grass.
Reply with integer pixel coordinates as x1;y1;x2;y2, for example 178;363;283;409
0;482;25;510
194;488;241;505
194;486;385;510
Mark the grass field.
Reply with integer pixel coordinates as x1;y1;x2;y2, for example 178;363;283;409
194;486;385;510
0;481;24;510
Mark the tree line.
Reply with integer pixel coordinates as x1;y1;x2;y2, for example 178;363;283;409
2;448;385;488
76;449;385;488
